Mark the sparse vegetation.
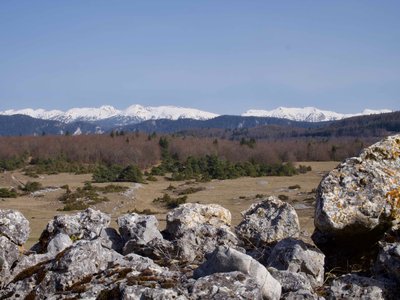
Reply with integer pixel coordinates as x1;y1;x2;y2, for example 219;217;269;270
153;193;187;209
58;182;110;211
19;181;43;193
92;164;143;183
0;187;18;198
176;186;205;195
288;184;301;190
278;194;289;201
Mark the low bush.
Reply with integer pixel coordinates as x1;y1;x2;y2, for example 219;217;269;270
288;184;301;190
0;188;18;198
177;186;205;195
58;182;109;211
153;193;187;209
20;181;43;193
278;194;289;200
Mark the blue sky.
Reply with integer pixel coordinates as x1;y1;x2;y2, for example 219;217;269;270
0;1;399;114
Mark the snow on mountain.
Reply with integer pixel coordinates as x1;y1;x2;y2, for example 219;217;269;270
242;107;392;122
1;108;64;120
0;105;218;124
123;105;218;121
0;105;393;124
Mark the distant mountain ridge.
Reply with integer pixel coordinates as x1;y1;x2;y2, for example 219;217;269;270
0;105;218;125
0;105;392;124
242;107;392;122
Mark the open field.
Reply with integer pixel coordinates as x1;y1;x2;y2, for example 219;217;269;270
0;161;339;248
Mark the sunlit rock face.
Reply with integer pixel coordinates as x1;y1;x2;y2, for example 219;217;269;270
314;134;400;239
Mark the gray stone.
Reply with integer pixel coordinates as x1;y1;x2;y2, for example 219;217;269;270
122;285;188;300
100;227;124;253
123;237;174;260
40;208;110;250
194;246;281;300
268;268;312;293
117;213;163;245
375;241;400;283
314;135;400;239
267;238;325;288
0;236;19;286
165;203;239;262
45;239;122;291
191;271;263;299
0;209;30;245
327;274;394;300
166;203;232;237
282;289;320;300
10;253;53;282
236;197;300;246
175;225;240;262
47;233;72;255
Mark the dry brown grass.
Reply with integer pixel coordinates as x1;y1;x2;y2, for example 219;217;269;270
0;161;338;248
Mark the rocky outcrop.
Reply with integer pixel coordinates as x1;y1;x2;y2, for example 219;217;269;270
166;203;232;235
166;203;240;262
37;208;112;252
266;238;325;288
236;197;300;247
0;209;30;245
3;135;400;299
191;271;263;299
326;274;397;300
314;135;400;240
118;213;163;245
194;246;282;300
375;241;400;283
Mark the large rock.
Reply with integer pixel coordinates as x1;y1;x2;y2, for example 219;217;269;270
314;135;400;240
122;285;187;300
117;213;163;245
175;225;240;262
38;208;110;251
236;197;300;246
46;232;72;255
267;268;312;294
0;209;30;245
327;274;398;300
166;203;239;262
166;203;232;236
266;238;325;288
191;271;263;299
0;236;20;286
374;241;400;283
194;246;281;300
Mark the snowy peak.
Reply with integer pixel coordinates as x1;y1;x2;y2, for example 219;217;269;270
0;105;393;124
123;105;218;121
0;105;219;124
242;106;392;122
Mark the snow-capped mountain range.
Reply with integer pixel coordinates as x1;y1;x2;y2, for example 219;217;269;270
0;105;392;124
0;105;219;125
241;107;392;122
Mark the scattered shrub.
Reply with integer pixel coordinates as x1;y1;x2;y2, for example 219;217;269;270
100;184;129;193
0;188;18;198
153;193;187;209
177;186;205;195
58;182;109;211
278;194;289;200
20;181;42;193
146;175;158;181
288;184;301;190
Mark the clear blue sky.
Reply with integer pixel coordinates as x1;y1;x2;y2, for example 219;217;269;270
1;0;399;114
